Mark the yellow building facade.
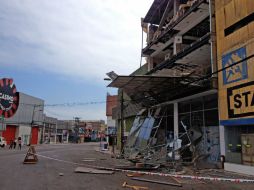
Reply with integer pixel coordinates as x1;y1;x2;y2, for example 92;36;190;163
216;0;254;173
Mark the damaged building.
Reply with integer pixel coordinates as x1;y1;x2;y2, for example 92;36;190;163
108;0;220;168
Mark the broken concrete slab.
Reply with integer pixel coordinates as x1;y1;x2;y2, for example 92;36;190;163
75;167;114;174
131;177;182;187
82;159;96;162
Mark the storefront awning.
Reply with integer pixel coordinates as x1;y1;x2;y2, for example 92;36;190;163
108;75;211;106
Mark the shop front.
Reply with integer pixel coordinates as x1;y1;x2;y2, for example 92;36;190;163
108;74;219;166
215;0;254;175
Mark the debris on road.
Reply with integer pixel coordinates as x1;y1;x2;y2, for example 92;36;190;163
75;167;114;174
122;181;148;190
82;159;96;162
126;173;144;177
131;177;182;187
122;107;219;172
116;164;160;171
59;173;64;176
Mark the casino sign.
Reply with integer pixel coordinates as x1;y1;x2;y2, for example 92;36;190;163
0;78;19;118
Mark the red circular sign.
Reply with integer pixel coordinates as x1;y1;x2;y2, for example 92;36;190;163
0;78;19;118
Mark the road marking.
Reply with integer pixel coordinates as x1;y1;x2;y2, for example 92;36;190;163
32;153;254;183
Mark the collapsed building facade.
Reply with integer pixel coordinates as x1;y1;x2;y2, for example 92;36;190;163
109;0;220;168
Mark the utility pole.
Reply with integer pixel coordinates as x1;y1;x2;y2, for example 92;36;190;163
29;105;36;145
55;122;57;144
0;115;5;136
74;117;80;143
120;89;124;153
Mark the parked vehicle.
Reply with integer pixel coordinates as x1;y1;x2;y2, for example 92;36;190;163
0;136;7;148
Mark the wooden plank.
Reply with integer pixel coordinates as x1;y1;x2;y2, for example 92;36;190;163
247;0;254;15
248;22;254;39
234;0;248;21
215;8;226;32
224;0;232;6
224;33;234;53
131;177;182;187
238;25;249;44
246;40;254;82
224;0;236;28
228;30;240;49
82;160;96;162
215;8;226;57
215;0;224;11
75;167;114;174
170;176;182;184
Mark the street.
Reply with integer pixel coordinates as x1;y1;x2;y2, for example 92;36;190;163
0;143;253;190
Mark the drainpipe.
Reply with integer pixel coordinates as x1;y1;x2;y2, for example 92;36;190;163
42;122;45;144
209;0;213;71
120;89;124;153
29;105;36;145
55;124;57;144
209;0;218;89
174;102;179;139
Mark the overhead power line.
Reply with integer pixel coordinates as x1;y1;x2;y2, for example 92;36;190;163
17;53;254;108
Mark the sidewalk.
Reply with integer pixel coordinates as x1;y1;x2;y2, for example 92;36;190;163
94;144;120;156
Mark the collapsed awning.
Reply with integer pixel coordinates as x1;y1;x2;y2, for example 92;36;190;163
108;75;211;106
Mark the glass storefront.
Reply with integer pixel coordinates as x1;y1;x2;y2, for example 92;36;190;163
178;94;220;162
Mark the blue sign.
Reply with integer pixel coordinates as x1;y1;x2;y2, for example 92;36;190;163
222;47;248;85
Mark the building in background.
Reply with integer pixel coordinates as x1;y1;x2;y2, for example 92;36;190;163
42;115;57;144
81;120;105;142
106;94;117;145
56;120;73;143
215;0;254;175
111;64;148;150
2;92;44;145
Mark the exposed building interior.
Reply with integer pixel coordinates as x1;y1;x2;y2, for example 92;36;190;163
109;0;220;169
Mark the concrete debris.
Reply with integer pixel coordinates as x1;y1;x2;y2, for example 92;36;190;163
122;181;148;190
82;159;96;162
116;164;159;171
126;173;144;177
123;107;220;171
131;177;182;187
75;167;114;174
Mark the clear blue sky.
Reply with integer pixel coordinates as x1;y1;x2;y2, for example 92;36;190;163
0;0;152;120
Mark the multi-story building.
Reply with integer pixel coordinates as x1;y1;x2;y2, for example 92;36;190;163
42;115;57;143
106;94;117;144
108;0;220;166
75;120;106;142
1;92;44;145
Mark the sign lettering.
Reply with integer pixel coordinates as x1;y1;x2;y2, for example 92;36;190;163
227;81;254;118
0;78;19;118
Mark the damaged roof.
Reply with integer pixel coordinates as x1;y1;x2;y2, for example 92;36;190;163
108;75;211;107
143;0;171;25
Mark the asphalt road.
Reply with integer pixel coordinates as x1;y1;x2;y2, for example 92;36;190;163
0;143;253;190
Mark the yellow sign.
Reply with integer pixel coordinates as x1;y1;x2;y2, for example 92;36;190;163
227;81;254;118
